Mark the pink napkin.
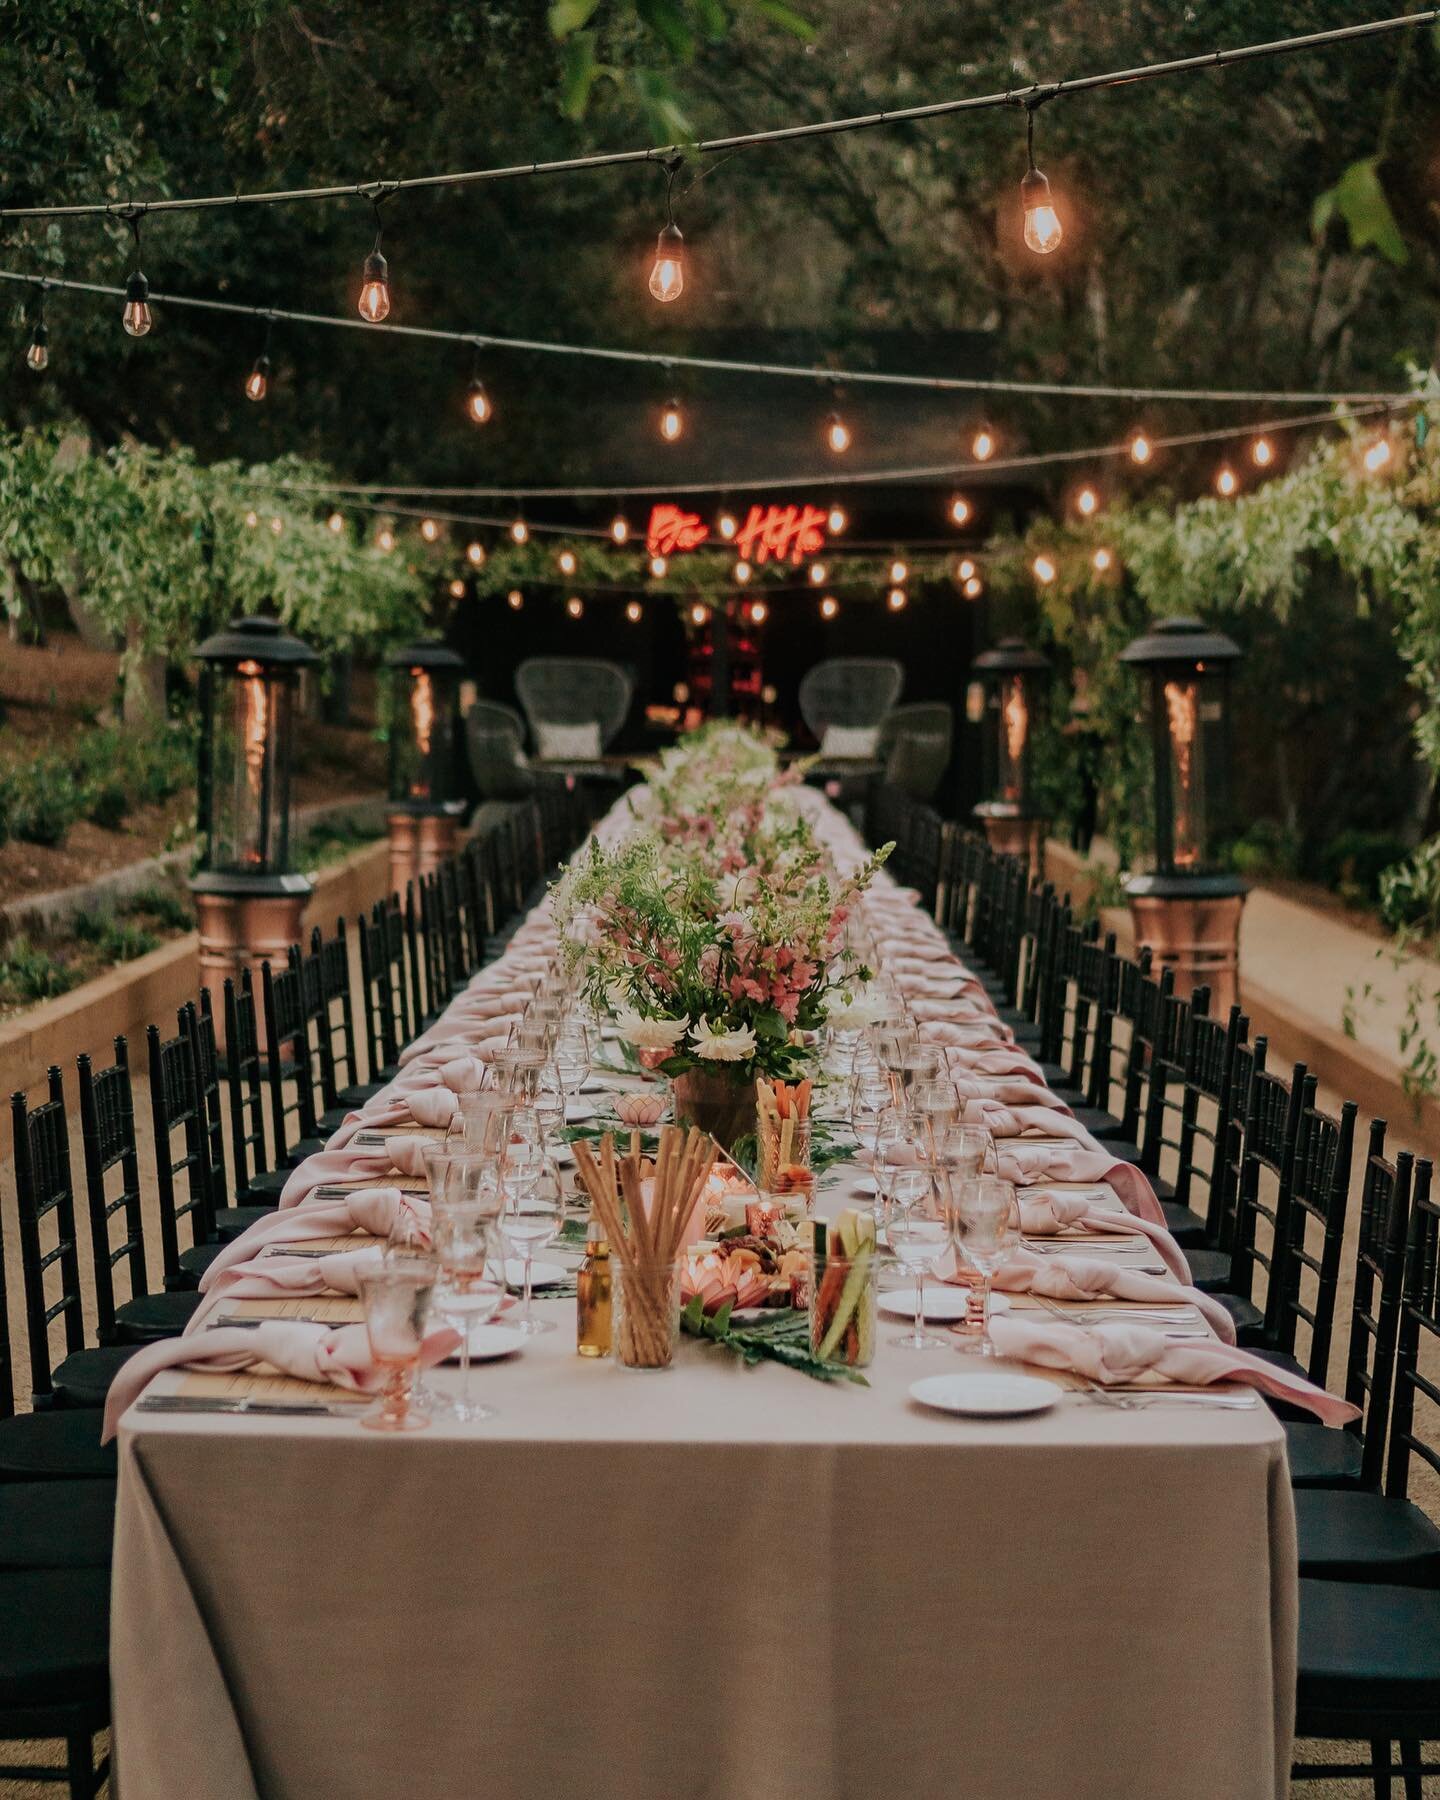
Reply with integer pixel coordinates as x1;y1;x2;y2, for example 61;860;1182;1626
103;1318;461;1441
1019;1194;1190;1282
201;1188;428;1284
873;939;960;965
398;1021;522;1068
997;1141;1165;1226
327;1088;458;1150
950;1076;1073;1113
986;1315;1359;1424
191;1245;388;1319
940;1046;1049;1082
965;1101;1092;1144
279;1134;431;1209
919;1021;1017;1050
951;1248;1233;1341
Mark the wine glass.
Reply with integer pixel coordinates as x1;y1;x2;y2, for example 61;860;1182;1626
553;1018;593;1100
871;1103;919;1214
850;1068;896;1162
883;1164;949;1352
872;1022;919;1075
910;1076;962;1137
358;1268;437;1432
383;1193;437;1275
499;1154;565;1335
894;1044;943;1113
456;1089;516;1160
531;1059;567;1145
948;1176;1020;1357
430;1204;505;1422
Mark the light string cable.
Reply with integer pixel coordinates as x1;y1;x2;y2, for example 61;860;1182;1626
0;265;1411;410
0;10;1435;220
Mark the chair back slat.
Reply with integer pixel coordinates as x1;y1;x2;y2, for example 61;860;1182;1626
1385;1158;1440;1499
77;1036;148;1340
182;991;228;1215
1265;1077;1357;1381
11;1068;87;1397
262;960;319;1161
224;970;272;1194
147;1023;217;1281
1341;1126;1413;1487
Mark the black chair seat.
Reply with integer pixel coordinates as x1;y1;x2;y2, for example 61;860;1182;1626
177;1240;227;1282
1067;1105;1133;1144
0;1568;110;1709
1211;1291;1264;1339
48;1345;143;1410
0;1481;116;1571
1010;1022;1042;1051
1297;1488;1440;1585
336;1077;393;1109
0;1413;116;1484
283;1134;327;1170
238;1167;288;1206
214;1202;277;1242
112;1290;202;1344
1297;1577;1440;1737
1160;1201;1207;1248
1186;1246;1233;1291
1285;1420;1366;1490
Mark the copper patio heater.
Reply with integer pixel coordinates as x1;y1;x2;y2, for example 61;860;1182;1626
190;616;319;1039
1120;615;1246;1011
384;641;467;896
971;637;1051;876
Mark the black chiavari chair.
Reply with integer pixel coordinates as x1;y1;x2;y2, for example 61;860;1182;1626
261;959;325;1169
146;1024;219;1291
222;969;285;1209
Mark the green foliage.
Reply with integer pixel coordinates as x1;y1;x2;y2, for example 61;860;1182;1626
124;885;194;932
680;1293;868;1385
1319;829;1413;907
1380;839;1440;935
71;910;161;962
1313;157;1408;267
0;937;78;1003
1;756;84;846
0;717;200;850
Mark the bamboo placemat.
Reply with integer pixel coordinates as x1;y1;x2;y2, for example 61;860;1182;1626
175;1369;370;1405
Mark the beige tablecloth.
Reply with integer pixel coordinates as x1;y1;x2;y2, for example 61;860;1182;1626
112;1296;1296;1800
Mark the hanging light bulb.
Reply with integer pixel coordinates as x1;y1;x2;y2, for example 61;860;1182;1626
1216;464;1238;497
659;398;684;442
1032;554;1057;584
827;503;848;535
809;562;827;586
820;595;839;620
421;517;441;543
327;512;345;535
963;575;983;599
448;578;466;599
625;600;643;623
358;196;391;323
825;412;852;454
120;214;152;336
25;287;49;372
466;377;492;425
761;682;777;705
1252;436;1275;467
717;510;738;541
1129;432;1152;465
690;602;710;627
1020;106;1063;254
650;555;668;578
558;549;577;576
467;541;485;566
377;526;396;552
749;599;768;624
268;516;284;536
949;495;972;527
1076;485;1099;517
971;426;996;462
1092;547;1113;573
610;513;630;546
566;596;584;618
1364;433;1394;474
957;559;976;582
507;589;524;610
889;558;908;584
244;315;274;402
244;509;260;529
886;587;907;612
510;518;529;545
648;157;686;302
734;560;752;584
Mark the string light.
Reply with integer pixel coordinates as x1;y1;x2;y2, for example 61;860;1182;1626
25;287;47;371
1363;433;1393;473
327;511;345;534
377;526;396;552
889;558;908;584
949;495;971;526
1129;431;1152;465
827;503;848;534
1020;105;1063;255
268;516;283;536
809;562;827;585
1252;436;1275;466
649;158;686;304
1215;463;1238;496
650;555;668;577
734;559;752;584
1076;485;1099;516
610;513;631;545
761;683;778;706
558;549;577;575
245;315;273;401
467;540;485;565
717;510;738;540
625;600;643;622
244;509;259;528
448;578;465;598
566;596;584;617
1092;547;1113;572
1032;553;1057;584
690;602;711;626
466;374;492;426
358;197;391;323
660;397;684;442
510;518;529;544
825;412;852;454
420;517;441;543
957;558;976;581
963;575;983;599
972;425;996;462
507;589;524;609
749;599;768;624
820;595;839;620
886;587;907;611
121;213;152;337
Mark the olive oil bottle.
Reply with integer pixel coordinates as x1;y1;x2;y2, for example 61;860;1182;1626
576;1221;612;1357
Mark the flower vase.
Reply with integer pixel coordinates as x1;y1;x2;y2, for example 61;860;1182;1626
670;1069;755;1153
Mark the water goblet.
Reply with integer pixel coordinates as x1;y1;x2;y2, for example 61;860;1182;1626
430;1205;505;1422
948;1176;1020;1357
500;1155;565;1335
910;1076;962;1136
884;1165;949;1351
850;1069;897;1162
358;1268;437;1432
457;1089;516;1160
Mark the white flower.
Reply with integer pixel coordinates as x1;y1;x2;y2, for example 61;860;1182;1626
612;1004;691;1051
690;1016;759;1062
834;985;888;1029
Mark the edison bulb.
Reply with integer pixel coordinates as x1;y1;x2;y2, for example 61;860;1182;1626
566;596;584;618
1093;547;1113;573
448;578;465;599
717;511;737;540
510;519;529;545
1252;437;1274;467
963;575;983;599
660;399;683;442
25;327;48;372
972;427;996;462
507;589;524;610
820;595;839;619
122;273;152;338
610;514;630;545
809;562;827;586
625;600;642;623
886;587;907;612
1076;486;1098;517
761;682;777;705
827;504;848;535
358;251;390;323
749;600;768;624
467;541;485;566
957;559;976;582
244;510;259;529
825;412;851;454
1364;435;1393;474
889;558;907;584
690;603;710;626
466;378;492;425
734;560;752;584
1020;167;1062;254
650;556;667;578
649;223;684;303
377;527;396;552
1032;554;1056;584
558;549;577;576
949;495;971;526
268;516;283;536
1216;464;1238;497
421;518;441;543
245;357;269;402
1129;433;1152;465
327;512;345;535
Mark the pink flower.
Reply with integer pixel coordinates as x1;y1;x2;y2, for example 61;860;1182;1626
698;945;721;987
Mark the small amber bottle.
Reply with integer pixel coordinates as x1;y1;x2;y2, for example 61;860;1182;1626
576;1222;613;1358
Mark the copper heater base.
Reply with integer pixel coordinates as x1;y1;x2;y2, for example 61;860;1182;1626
977;813;1048;880
1126;889;1246;1014
193;885;311;1048
387;810;459;899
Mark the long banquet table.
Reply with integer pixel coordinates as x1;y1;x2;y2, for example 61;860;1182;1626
110;787;1298;1800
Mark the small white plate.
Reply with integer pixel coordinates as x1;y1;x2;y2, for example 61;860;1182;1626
500;1258;567;1289
878;1288;1010;1323
909;1372;1060;1418
439;1323;524;1363
564;1099;596;1123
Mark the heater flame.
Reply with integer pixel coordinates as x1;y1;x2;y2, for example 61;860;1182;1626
409;668;435;799
238;659;269;866
1002;677;1029;803
1164;679;1200;868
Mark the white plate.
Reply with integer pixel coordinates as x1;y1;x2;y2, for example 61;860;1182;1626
878;1288;1010;1323
564;1099;597;1123
439;1323;524;1363
500;1258;567;1289
909;1372;1060;1418
848;1175;878;1197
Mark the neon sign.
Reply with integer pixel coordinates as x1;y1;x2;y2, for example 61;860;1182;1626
646;501;829;565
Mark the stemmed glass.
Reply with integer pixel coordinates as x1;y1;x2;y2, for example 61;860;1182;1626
430;1202;505;1422
948;1176;1020;1357
883;1161;950;1352
456;1089;516;1159
358;1268;437;1432
850;1068;897;1164
909;1076;962;1136
553;1018;593;1103
500;1147;564;1335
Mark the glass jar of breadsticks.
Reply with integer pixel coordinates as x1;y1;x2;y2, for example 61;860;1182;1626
570;1125;720;1370
755;1077;815;1211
